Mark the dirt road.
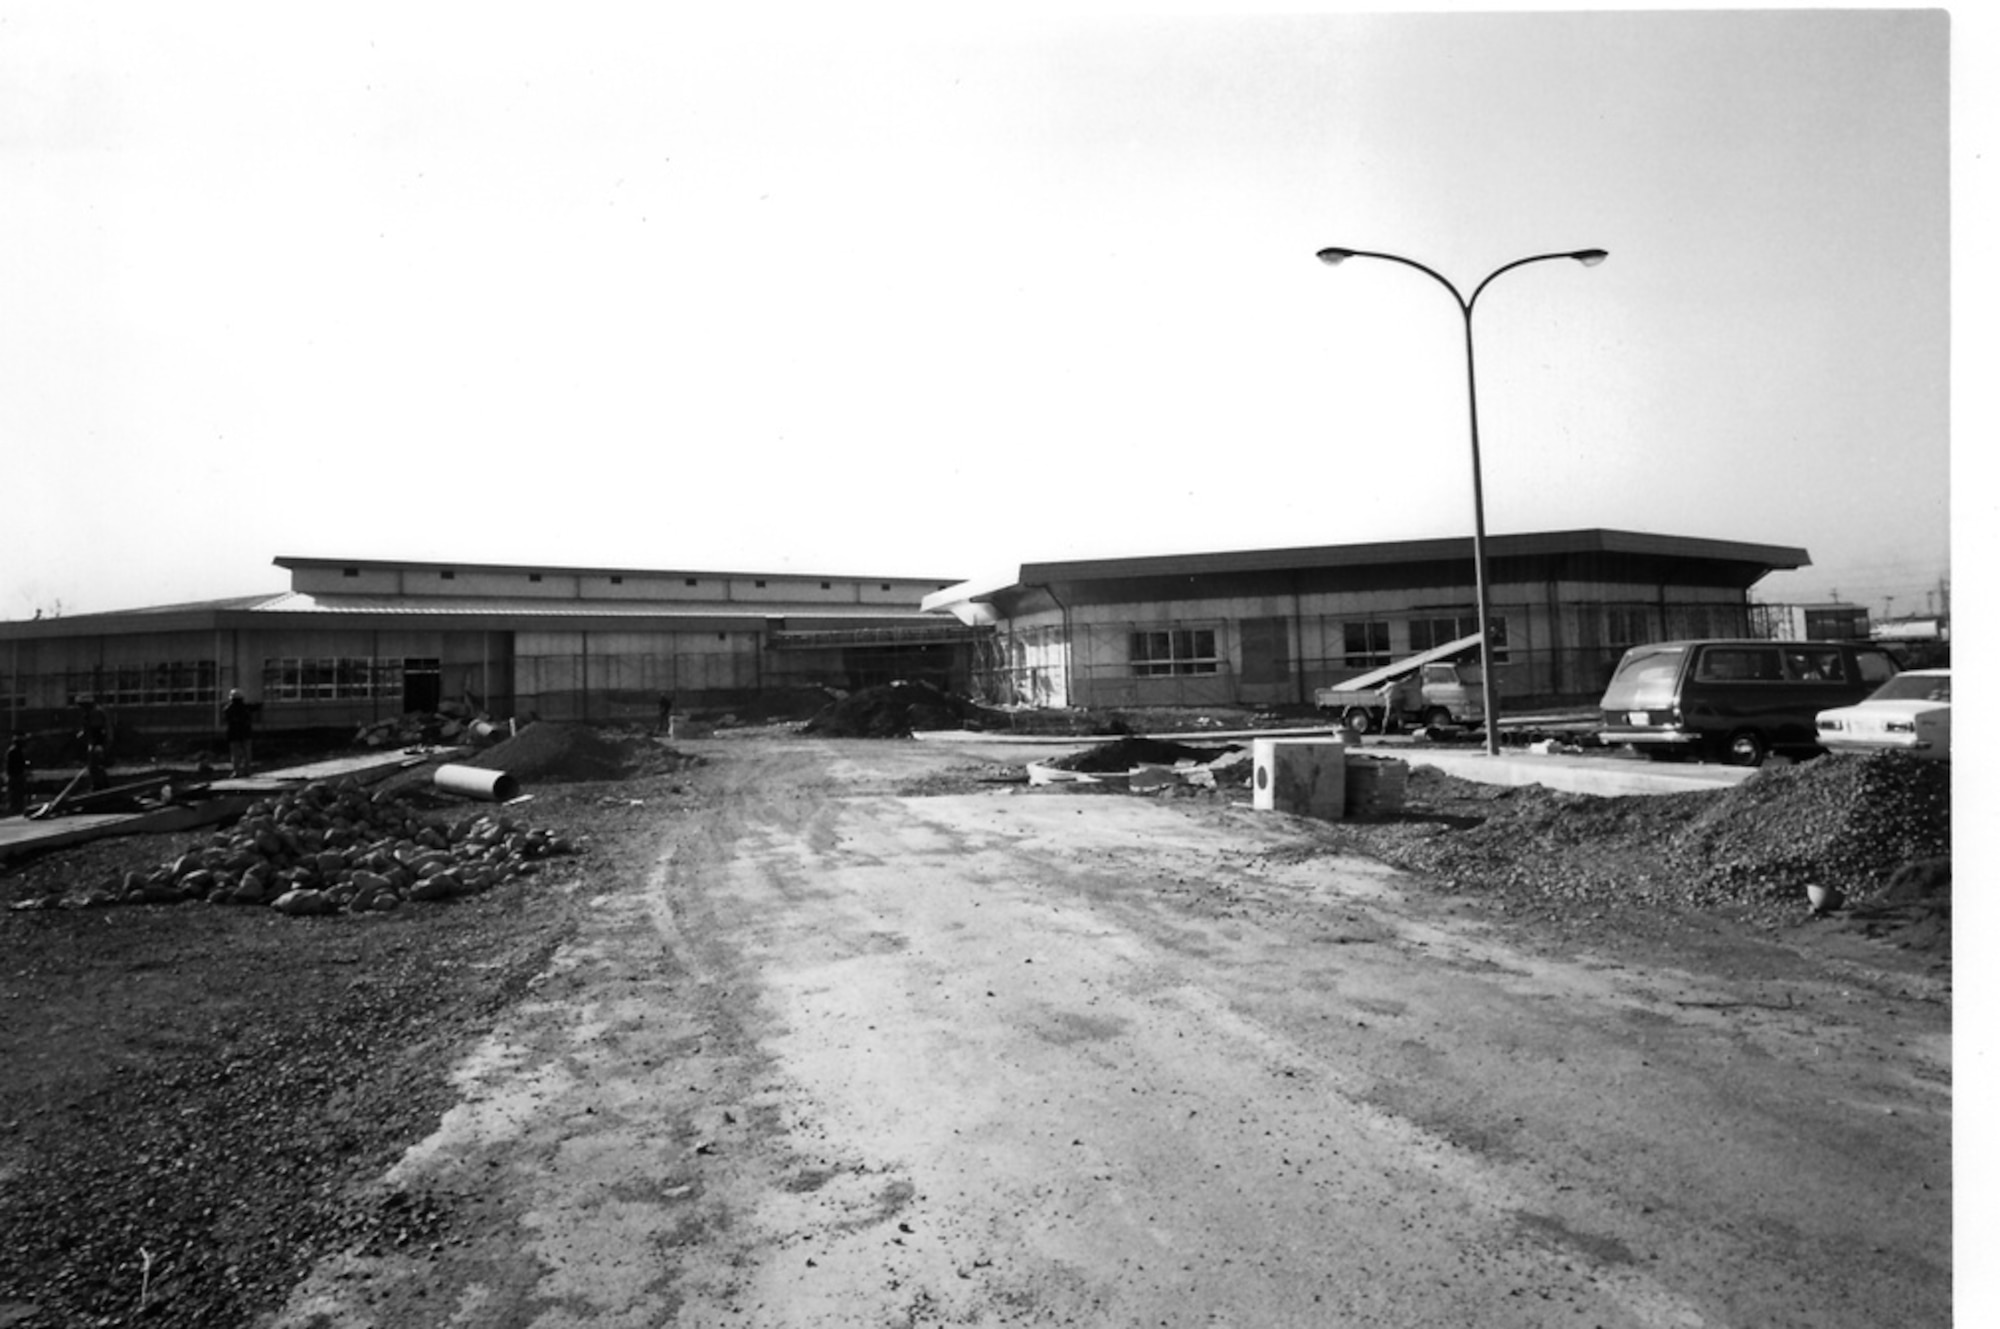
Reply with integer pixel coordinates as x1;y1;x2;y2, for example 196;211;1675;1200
272;736;1950;1328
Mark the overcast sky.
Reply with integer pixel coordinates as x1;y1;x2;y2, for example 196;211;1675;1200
1;4;1968;620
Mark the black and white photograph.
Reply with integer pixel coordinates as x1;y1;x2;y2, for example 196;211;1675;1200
2;4;1972;1325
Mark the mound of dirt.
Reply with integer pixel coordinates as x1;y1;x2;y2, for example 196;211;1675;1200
458;723;662;783
1046;736;1242;773
803;681;978;738
1662;752;1950;905
1330;751;1950;948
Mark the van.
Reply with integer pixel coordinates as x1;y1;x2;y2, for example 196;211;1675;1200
1597;639;1900;766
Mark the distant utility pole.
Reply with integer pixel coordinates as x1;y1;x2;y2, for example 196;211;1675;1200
1882;595;1895;621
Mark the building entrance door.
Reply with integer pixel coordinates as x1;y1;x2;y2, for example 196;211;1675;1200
403;660;442;714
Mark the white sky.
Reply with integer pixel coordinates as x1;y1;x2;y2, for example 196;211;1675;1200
1;4;1969;619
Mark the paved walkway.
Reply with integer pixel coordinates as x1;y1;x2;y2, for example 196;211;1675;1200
911;727;1753;797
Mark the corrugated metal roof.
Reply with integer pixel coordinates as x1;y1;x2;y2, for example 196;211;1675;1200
1014;528;1808;584
246;592;935;622
93;593;291;616
275;554;960;587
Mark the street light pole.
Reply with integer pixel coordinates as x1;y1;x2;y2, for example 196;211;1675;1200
1315;245;1607;756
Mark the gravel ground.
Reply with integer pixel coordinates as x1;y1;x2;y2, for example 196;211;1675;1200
0;728;696;1329
0;728;1949;1327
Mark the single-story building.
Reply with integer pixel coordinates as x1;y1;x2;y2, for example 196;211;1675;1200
920;528;1811;713
2;529;1817;746
1;556;979;742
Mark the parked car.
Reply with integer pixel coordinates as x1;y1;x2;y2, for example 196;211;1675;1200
1815;668;1951;760
1597;638;1901;766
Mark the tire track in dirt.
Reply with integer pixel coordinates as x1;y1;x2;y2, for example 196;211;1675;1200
267;737;1950;1328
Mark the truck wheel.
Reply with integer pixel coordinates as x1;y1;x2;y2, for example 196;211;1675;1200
1423;707;1452;730
1721;730;1768;767
1342;708;1374;736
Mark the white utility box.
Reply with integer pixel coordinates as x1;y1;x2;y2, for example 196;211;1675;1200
1251;738;1348;821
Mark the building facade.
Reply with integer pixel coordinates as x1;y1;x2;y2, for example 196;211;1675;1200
922;529;1811;713
1;557;977;740
2;530;1820;742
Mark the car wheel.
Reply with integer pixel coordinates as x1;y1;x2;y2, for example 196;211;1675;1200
1342;707;1375;736
1722;730;1768;767
1423;707;1452;730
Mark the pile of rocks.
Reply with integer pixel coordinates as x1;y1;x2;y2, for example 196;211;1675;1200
37;777;572;914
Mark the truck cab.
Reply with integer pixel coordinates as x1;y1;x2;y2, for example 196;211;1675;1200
1316;661;1484;734
1412;662;1482;726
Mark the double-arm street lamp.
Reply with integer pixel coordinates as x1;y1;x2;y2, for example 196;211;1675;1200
1315;245;1608;756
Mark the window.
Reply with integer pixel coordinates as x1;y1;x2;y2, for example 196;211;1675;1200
610;575;624;585
342;567;359;578
1411;614;1507;662
1695;646;1781;682
686;578;699;587
1856;650;1898;685
755;579;768;589
62;661;217;707
821;581;832;590
440;569;455;581
1781;647;1845;682
529;574;543;583
1341;621;1390;668
1129;628;1219;677
263;656;437;701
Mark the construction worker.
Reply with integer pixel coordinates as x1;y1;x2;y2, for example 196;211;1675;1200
78;704;110;790
1376;676;1411;734
223;689;255;777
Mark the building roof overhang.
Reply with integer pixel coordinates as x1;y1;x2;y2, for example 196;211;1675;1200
921;528;1811;619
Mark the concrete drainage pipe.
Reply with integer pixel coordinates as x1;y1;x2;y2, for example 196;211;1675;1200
434;764;521;802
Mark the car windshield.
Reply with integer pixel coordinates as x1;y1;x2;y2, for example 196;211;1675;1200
1868;673;1950;704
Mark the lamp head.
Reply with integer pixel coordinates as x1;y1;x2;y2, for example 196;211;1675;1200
1573;248;1609;266
1315;247;1355;266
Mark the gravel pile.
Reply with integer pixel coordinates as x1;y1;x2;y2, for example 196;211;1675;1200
1329;751;1950;931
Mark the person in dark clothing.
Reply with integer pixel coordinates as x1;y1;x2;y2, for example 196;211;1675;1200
657;693;675;736
78;705;110;790
223;689;254;777
5;731;28;816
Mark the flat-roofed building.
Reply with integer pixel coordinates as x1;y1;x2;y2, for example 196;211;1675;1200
1;556;974;740
922;528;1810;713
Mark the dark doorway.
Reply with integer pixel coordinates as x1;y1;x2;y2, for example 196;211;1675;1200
402;659;442;714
